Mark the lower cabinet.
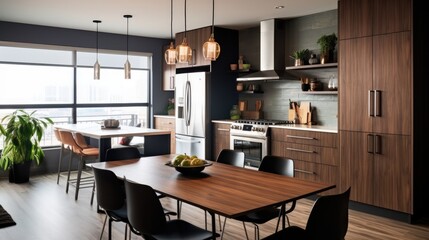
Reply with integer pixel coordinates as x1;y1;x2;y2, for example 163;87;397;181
271;128;339;195
340;131;411;213
212;123;231;160
154;116;175;154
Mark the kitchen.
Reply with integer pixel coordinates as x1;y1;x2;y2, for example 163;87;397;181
1;0;429;239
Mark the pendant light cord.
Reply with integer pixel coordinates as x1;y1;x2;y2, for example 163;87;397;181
170;0;173;41
211;0;214;34
184;0;187;38
126;17;129;60
96;22;99;60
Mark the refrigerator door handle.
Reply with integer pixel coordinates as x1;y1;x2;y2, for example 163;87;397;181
176;138;202;144
185;81;191;126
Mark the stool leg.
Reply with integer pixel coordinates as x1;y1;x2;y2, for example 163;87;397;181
75;156;84;200
66;150;73;193
57;144;64;184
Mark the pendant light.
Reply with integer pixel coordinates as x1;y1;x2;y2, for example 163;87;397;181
164;0;177;65
124;14;132;79
93;20;101;80
203;0;220;61
176;0;192;63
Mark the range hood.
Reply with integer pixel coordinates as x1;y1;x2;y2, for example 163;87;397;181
237;19;298;81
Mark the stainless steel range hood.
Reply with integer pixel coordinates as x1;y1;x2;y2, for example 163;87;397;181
237;19;298;81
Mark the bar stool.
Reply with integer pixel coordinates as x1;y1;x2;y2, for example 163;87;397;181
53;128;71;184
59;130;99;201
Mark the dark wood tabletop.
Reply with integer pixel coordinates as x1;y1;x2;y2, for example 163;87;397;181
89;154;335;238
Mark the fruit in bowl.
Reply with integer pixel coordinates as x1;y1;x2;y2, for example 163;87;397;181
169;154;212;175
171;154;206;167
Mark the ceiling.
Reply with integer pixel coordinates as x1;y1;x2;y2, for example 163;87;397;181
0;0;338;39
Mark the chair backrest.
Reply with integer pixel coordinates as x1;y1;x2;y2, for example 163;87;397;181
216;149;245;167
305;187;351;240
73;132;90;149
105;147;141;162
124;178;167;235
92;167;125;211
258;155;294;177
58;130;82;153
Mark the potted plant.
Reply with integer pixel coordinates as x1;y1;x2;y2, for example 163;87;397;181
290;49;310;66
0;110;53;183
317;33;337;64
167;98;175;116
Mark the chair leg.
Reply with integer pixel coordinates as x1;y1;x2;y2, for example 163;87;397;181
90;181;95;205
108;218;113;240
253;223;260;240
124;223;128;240
74;156;84;200
221;217;229;240
242;222;250;240
218;214;222;232
57;144;64;184
66;151;73;193
177;200;182;219
99;214;108;240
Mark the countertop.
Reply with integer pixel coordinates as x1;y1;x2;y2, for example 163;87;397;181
212;119;337;133
154;115;175;119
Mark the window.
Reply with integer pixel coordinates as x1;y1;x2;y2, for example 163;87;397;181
0;45;151;148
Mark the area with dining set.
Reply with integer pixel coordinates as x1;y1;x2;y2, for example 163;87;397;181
1;0;429;239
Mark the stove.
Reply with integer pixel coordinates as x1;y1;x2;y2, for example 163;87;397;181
230;119;293;139
230;119;292;168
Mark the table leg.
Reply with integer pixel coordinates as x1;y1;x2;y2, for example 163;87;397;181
99;138;111;162
281;203;286;230
209;211;217;239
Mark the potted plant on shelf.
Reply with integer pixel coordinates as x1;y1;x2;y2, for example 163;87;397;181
317;33;337;64
290;49;310;66
0;110;53;183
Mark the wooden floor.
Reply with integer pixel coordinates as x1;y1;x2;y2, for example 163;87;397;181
1;173;429;240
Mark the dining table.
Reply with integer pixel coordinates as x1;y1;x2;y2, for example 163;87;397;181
89;154;336;239
54;123;171;162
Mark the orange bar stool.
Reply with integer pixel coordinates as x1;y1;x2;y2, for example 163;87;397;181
53;128;71;184
59;130;99;201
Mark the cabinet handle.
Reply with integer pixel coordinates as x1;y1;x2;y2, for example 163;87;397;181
217;128;230;131
368;90;374;117
374;135;382;154
286;135;317;140
286;147;316;154
367;134;374;153
374;90;381;117
295;169;316;175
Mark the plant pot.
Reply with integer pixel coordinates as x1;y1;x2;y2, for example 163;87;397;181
9;161;32;183
167;109;175;116
294;59;304;66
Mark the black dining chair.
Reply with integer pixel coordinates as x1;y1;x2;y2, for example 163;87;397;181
224;155;295;240
124;178;213;240
262;187;351;240
93;167;135;240
204;149;245;233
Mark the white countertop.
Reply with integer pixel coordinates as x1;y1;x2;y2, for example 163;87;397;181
154;115;175;119
211;119;337;133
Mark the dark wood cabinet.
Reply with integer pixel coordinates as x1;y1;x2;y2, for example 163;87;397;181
271;128;339;195
212;123;231;160
339;33;411;135
339;0;411;40
338;0;413;214
175;26;211;68
340;131;411;212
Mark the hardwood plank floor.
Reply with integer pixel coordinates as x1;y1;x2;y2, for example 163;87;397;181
1;173;428;240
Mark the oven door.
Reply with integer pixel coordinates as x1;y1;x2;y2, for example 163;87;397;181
230;135;268;169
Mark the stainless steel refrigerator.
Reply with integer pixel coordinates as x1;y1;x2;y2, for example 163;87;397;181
175;72;208;159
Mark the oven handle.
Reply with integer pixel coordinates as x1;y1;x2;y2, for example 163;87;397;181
230;135;267;142
286;147;316;154
217;128;230;131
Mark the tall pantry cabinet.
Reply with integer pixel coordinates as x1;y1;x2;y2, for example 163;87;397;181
338;0;416;215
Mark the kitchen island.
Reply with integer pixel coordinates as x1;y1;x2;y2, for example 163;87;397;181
54;124;171;161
